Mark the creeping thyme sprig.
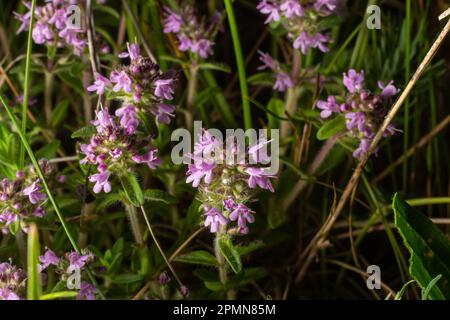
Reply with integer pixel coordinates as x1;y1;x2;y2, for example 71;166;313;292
14;0;88;56
186;130;275;235
163;4;223;59
317;69;400;158
0;160;64;234
257;0;339;54
0;260;26;300
87;40;178;126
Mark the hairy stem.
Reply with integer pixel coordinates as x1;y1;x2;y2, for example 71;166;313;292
124;203;144;247
214;231;235;300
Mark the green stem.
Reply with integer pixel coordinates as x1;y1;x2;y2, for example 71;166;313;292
44;70;54;125
0;95;105;300
20;0;37;169
140;206;183;287
214;231;235;300
224;0;251;131
125;203;144;247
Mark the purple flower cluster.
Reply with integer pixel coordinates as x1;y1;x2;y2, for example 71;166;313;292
186;130;275;235
79;108;161;194
87;41;177;126
163;5;222;59
39;248;96;300
317;69;399;158
14;0;87;56
0;260;26;300
0;160;64;234
257;0;339;54
258;51;294;92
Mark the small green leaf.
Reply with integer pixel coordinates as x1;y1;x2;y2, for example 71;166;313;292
36;140;61;159
218;235;242;274
422;274;443;300
247;72;274;86
71;125;97;139
316;115;346;141
394;280;416;300
51;100;69;128
119;173;144;206
393;194;450;300
175;250;218;266
111;273;144;284
198;62;231;73
143;189;177;204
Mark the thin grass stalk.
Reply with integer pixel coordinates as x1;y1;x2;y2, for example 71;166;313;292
224;0;252;131
19;0;37;169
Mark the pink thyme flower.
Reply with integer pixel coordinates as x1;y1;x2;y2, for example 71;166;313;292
22;180;46;204
87;72;111;95
245;167;275;192
317;96;340;118
204;206;228;233
154;78;176;100
343;69;365;93
39;248;60;271
110;70;133;93
89;171;111;194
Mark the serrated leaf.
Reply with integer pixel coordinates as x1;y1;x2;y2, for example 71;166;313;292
175;250;218;266
316;115;346;140
218;235;242;274
393;194;450;300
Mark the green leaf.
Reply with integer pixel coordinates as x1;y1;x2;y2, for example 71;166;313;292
119;173;144;206
36;140;61;159
71;125;97;139
198;62;231;73
393;194;450;300
27;224;42;300
247;72;274;86
394;280;416;300
39;291;78;300
316;115;346;141
143;189;177;204
218;235;242;274
51;100;69;128
422;274;443;300
175;250;218;266
111;273;144;284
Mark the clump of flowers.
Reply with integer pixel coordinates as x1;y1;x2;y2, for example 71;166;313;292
317;69;399;158
163;4;223;59
0;260;26;300
0;160;64;234
257;51;324;92
39;248;96;300
258;51;294;92
87;40;178;126
186;130;276;235
79;108;162;194
257;0;339;54
14;0;87;56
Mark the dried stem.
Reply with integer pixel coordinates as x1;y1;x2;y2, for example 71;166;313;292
294;15;450;284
